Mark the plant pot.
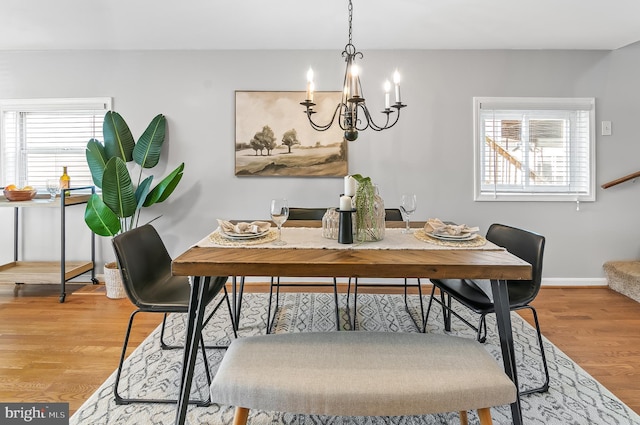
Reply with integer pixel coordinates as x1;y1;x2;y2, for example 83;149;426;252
104;261;126;299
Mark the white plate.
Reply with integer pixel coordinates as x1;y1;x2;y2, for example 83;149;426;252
427;231;477;241
221;230;270;240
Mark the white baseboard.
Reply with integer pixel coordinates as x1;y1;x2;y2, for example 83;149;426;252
541;277;607;287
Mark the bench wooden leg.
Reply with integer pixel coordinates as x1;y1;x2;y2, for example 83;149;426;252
459;410;468;425
477;408;493;425
233;407;249;425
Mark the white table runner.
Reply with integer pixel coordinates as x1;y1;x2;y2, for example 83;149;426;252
196;227;504;251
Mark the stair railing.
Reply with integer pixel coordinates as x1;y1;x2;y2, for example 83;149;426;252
601;171;640;189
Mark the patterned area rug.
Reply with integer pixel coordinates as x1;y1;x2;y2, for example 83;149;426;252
71;292;640;425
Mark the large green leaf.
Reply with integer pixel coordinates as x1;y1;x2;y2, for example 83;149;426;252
103;111;135;161
85;139;107;189
135;176;153;210
102;157;137;219
144;163;184;207
133;114;166;169
84;194;121;237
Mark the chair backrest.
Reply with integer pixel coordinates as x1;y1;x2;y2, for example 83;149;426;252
288;207;329;221
486;223;545;305
111;224;174;307
384;208;404;221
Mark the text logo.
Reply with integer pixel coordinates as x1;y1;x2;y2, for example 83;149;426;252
1;403;68;424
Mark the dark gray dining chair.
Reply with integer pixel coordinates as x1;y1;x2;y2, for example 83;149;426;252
348;208;427;331
111;224;236;406
424;223;549;395
266;207;342;333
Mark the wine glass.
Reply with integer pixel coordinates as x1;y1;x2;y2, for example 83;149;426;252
400;193;417;234
46;179;60;201
270;198;289;245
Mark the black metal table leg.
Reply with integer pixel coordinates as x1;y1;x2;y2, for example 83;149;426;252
491;278;523;425
230;276;246;331
175;275;210;425
235;277;245;330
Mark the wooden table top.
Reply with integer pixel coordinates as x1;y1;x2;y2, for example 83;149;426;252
173;221;531;281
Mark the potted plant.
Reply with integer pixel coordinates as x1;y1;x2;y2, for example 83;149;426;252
84;111;184;297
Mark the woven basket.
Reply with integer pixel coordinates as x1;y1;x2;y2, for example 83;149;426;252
104;262;127;299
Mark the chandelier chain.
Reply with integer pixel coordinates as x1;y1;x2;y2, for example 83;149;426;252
348;0;353;45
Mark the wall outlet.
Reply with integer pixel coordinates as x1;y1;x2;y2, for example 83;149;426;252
602;121;612;136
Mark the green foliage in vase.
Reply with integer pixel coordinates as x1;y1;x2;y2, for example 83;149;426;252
84;111;184;237
351;174;384;241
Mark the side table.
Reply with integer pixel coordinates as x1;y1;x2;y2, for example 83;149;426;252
0;186;96;302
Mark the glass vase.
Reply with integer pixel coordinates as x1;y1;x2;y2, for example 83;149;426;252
354;184;385;242
322;208;340;239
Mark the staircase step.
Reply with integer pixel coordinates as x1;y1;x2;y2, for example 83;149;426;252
603;261;640;303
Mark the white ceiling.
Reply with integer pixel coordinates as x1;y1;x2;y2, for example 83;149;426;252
2;0;640;51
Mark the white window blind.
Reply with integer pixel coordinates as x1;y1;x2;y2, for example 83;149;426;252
473;97;595;202
1;98;111;189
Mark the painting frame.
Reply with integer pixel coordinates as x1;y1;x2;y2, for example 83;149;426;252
235;90;348;177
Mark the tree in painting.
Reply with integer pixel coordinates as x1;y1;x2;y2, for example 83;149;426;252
282;128;300;154
249;125;277;156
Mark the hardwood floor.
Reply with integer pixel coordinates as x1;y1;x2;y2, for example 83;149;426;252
0;281;639;417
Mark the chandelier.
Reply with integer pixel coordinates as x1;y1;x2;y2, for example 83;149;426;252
300;0;406;142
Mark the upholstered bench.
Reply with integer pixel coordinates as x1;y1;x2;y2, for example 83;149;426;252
210;331;516;425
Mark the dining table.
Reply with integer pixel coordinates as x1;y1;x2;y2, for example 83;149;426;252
171;220;532;425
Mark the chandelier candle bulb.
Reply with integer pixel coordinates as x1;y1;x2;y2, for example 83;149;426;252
340;195;352;211
384;80;391;109
306;68;314;102
344;175;356;196
393;70;401;103
351;64;360;98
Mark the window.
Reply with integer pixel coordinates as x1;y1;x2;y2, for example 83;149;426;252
0;97;111;189
474;97;595;202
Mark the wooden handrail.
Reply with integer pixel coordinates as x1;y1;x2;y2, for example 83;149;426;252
485;136;538;180
601;171;640;189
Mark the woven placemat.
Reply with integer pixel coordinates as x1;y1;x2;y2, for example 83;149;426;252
208;229;278;246
414;228;487;247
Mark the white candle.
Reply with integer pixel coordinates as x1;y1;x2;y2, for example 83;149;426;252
384;80;391;109
340;195;352;211
351;64;360;98
393;70;401;103
306;68;314;101
344;176;356;197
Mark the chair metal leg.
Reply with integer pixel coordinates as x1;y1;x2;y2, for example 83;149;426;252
476;314;488;343
442;291;452;332
159;290;235;350
159;312;171;349
432;290;549;396
518;305;550;395
426;286;482;335
114;309;212;406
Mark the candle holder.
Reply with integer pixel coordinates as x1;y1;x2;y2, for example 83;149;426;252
338;208;356;244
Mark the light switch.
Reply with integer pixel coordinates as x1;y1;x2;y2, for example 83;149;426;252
602;121;612;136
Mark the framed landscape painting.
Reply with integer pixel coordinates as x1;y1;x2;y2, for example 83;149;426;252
235;91;347;177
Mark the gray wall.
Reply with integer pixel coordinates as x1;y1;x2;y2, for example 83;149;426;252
2;45;640;283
